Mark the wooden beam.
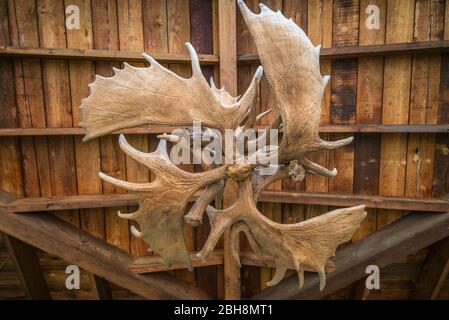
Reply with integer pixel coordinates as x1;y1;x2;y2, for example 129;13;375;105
5;191;448;213
0;208;212;300
3;234;51;300
238;40;449;63
318;124;449;133
0;47;219;64
0;126;180;136
5;194;138;212
251;212;449;300
410;237;449;299
218;0;240;300
0;125;448;137
259;190;449;212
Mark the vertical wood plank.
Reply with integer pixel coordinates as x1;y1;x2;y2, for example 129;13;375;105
37;0;79;226
136;0;169;258
353;0;386;247
406;0;444;203
0;0;23;200
8;0;52;201
219;0;240;300
378;0;414;228
306;0;332;218
118;0;151;258
433;1;449;205
191;0;218;297
166;0;197;286
91;0;130;253
329;0;358;195
66;0;111;298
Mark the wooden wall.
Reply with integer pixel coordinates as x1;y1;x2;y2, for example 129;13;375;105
0;0;448;299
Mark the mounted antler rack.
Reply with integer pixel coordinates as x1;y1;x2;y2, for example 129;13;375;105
79;1;366;291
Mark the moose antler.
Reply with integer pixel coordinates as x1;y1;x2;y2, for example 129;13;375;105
99;134;227;269
80;43;263;141
197;178;366;289
80;1;367;292
238;1;353;176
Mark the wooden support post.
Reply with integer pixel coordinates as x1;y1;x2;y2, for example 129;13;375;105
94;276;113;300
218;0;240;300
410;237;449;300
3;234;51;300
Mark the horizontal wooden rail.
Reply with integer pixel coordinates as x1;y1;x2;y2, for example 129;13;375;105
0;124;448;137
0;47;219;64
238;40;449;63
318;124;449;133
261;191;449;212
3;191;448;213
0;126;183;137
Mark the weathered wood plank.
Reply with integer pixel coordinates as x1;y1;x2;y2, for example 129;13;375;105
166;0;197;286
37;0;79;226
2;125;448;136
219;0;240;300
8;0;52;206
6;190;449;213
68;0;112;296
191;0;218;297
91;0;130;254
117;0;149;257
0;47;219;63
352;0;385;263
378;0;414;228
252;212;449;299
238;40;449;62
0;208;212;299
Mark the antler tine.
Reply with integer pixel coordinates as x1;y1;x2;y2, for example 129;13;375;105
100;132;228;269
118;134;175;174
319;136;354;150
230;221;268;268
238;0;354;175
198;178;366;290
185;42;203;77
99;171;152;192
300;157;337;177
185;181;224;227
